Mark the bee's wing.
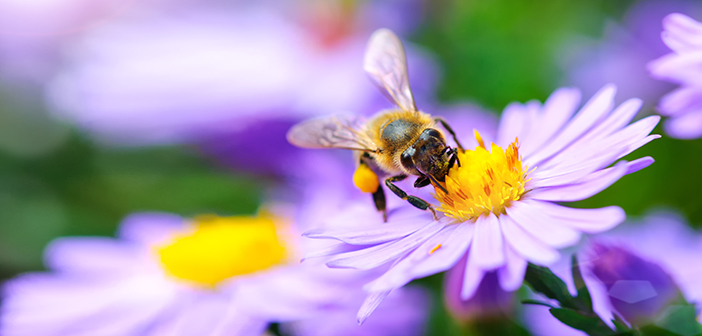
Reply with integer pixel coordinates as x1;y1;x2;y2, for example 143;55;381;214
287;115;378;152
364;28;417;112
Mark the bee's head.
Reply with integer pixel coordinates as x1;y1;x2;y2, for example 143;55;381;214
401;128;454;182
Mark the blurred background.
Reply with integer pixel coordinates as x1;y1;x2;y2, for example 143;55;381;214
1;0;701;334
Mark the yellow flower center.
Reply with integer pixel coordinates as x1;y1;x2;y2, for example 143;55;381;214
435;131;529;222
157;215;287;288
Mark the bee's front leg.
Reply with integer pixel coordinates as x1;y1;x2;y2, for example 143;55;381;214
385;175;438;221
434;117;464;151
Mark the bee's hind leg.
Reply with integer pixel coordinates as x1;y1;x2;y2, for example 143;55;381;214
372;186;387;222
434;117;464;151
358;153;388;221
385;175;438;221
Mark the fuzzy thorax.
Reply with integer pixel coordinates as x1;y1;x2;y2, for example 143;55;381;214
434;131;529;222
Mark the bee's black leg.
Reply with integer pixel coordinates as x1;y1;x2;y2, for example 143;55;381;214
385;175;438;220
360;153;387;221
434;117;464;151
448;148;461;169
414;175;431;188
372;185;387;222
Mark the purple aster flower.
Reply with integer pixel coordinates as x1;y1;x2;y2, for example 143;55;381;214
588;243;680;326
561;0;700;107
649;13;702;138
524;211;702;336
305;84;659;323
1;210;430;335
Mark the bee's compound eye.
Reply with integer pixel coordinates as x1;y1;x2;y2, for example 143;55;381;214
424;129;442;139
401;147;415;170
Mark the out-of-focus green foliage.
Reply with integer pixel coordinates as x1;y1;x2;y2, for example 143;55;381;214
415;0;636;110
0;131;261;278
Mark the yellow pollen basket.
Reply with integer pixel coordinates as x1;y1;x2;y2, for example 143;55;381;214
157;215;287;288
434;131;529;222
354;164;379;193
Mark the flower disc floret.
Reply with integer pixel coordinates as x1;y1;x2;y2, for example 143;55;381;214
158;215;287;287
436;131;529;221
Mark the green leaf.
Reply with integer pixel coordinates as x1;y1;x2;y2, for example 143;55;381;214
649;303;702;336
549;308;621;336
521;299;556;308
525;263;578;310
612;314;632;334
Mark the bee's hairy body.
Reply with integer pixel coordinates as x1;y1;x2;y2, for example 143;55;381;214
364;110;436;176
286;28;463;221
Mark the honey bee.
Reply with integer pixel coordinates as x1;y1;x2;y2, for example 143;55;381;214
287;28;463;221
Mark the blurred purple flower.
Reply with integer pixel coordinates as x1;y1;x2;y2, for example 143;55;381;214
444;256;514;322
561;0;700;108
282;286;429;336
1;211;430;336
649;13;702;139
524;211;702;336
589;243;680;326
42;1;438;176
0;0;127;83
46;2;436;145
304;85;659;323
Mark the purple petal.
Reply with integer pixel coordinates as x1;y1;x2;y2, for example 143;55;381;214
2;273;175;335
658;86;702;117
470;214;505;270
364;225;458;292
649;51;702;83
625;157;654;174
499;215;560;265
461;252;487;300
666;110;702;139
357;290;391;325
326;220;446;270
44;237;141;274
661;13;702;53
409;222;475;278
579;98;643;141
234;266;342;321
520;88;581;157
535;114;658;181
505;201;581;248
498;245;528;291
542;98;644;165
526;84;616;165
531;149;625;188
496;102;531;148
302;241;360;261
530;161;629;202
303;216;430;245
211;308;269;336
118;212;185;245
530;201;625;234
606;115;660;155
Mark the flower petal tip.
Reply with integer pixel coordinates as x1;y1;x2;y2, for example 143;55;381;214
625;156;655;175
